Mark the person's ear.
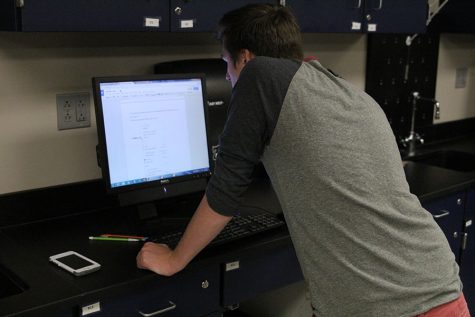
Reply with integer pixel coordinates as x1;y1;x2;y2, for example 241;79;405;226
240;49;255;64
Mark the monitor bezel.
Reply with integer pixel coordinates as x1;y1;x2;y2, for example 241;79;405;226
93;73;213;200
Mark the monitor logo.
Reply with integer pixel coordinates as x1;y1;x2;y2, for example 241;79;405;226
208;100;224;107
160;179;170;185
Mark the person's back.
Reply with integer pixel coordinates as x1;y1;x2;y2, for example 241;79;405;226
233;56;462;316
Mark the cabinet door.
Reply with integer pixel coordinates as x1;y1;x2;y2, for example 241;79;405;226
93;264;220;316
286;0;363;33
364;0;427;33
20;0;170;31
170;0;277;32
221;241;303;306
430;0;475;33
0;0;17;31
460;188;475;313
422;192;465;262
286;0;426;33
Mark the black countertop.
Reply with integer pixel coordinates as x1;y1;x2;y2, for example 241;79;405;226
0;176;291;317
403;135;475;201
0;205;294;316
1;135;475;316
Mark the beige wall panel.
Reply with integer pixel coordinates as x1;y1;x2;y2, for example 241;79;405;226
0;32;366;194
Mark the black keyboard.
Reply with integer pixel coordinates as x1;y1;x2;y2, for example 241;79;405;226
150;212;285;248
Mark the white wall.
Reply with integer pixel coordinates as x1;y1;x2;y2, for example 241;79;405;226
435;33;475;123
0;32;366;195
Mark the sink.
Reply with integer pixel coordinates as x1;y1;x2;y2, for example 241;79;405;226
0;264;28;299
406;150;475;172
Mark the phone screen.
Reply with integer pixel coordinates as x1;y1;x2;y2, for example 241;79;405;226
58;254;94;270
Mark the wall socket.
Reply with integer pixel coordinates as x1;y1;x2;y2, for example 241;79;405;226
57;92;91;130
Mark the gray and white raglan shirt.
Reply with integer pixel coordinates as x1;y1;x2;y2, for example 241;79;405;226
206;56;461;317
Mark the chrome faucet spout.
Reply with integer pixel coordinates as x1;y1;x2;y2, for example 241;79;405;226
401;91;439;157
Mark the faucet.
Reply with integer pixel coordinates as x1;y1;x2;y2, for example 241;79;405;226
401;91;440;157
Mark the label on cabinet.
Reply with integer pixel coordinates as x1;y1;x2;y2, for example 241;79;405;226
351;22;361;30
144;17;160;28
180;19;194;29
80;302;101;316
367;24;377;32
225;261;240;272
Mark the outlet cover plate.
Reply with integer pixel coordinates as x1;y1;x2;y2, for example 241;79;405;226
57;92;91;130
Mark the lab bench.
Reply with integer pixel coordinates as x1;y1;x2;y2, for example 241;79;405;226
1;135;475;316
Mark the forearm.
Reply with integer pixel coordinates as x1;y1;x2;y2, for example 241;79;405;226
171;194;232;271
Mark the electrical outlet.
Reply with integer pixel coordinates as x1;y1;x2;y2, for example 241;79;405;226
76;97;89;122
57;92;91;130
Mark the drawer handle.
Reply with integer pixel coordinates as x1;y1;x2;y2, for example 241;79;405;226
433;210;450;219
138;301;176;316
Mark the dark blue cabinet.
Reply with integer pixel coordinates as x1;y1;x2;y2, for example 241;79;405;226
285;0;362;33
90;264;221;316
430;0;475;34
422;189;475;312
170;0;276;32
221;240;303;306
422;191;465;262
286;0;427;33
0;0;428;33
0;0;170;31
363;0;427;33
460;188;475;313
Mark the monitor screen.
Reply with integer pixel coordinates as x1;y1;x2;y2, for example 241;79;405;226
93;74;212;206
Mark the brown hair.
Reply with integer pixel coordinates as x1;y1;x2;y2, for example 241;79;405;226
217;4;304;65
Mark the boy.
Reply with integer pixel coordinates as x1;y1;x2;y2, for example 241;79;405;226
137;4;469;316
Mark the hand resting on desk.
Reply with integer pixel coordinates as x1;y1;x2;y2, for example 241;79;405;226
136;195;232;276
136;242;181;276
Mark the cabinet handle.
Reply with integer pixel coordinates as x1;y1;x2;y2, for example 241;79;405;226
372;0;383;10
349;0;362;9
462;233;468;250
174;7;183;16
433;210;450;219
138;301;176;316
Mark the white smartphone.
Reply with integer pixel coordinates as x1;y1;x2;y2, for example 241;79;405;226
49;251;101;276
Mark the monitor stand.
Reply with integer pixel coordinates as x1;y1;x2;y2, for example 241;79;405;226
136;203;158;221
131;190;204;237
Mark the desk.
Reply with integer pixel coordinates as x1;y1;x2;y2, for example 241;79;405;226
2;136;475;316
0;177;303;317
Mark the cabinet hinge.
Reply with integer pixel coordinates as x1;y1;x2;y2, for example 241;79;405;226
461;232;468;250
15;0;24;8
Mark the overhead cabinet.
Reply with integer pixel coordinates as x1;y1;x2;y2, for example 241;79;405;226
0;0;278;32
170;0;275;32
0;0;426;33
0;0;171;31
430;0;475;33
285;0;427;33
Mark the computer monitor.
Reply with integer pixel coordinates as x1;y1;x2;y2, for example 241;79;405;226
93;73;212;207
